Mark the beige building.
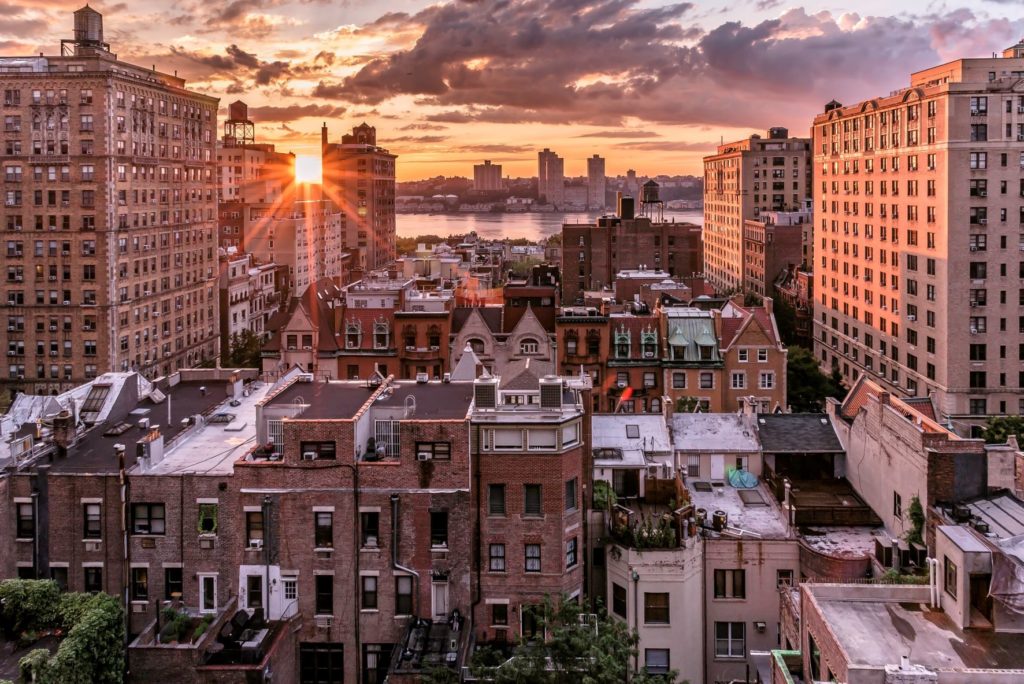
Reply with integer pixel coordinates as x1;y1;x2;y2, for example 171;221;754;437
813;41;1024;428
587;154;606;210
703;129;812;293
1;7;219;398
472;160;502;192
538;147;565;207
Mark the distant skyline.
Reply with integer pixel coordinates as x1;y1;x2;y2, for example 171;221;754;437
5;0;1024;179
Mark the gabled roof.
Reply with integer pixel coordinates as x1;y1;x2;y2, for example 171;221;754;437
262;279;341;353
452;306;503;334
839;375;951;434
499;357;553;390
507;304;549;339
450;344;482;381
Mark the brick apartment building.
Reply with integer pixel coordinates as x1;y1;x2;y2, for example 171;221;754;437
742;207;810;298
556;297;788;413
0;365;591;682
813;40;1024;429
703;128;812;293
560;207;703;305
0;7;220;399
322;123;397;271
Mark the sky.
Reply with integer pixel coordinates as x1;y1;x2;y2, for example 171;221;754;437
4;0;1024;180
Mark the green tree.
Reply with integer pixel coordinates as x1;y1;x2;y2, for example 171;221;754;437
981;415;1024;444
225;329;264;369
674;396;700;413
471;595;679;684
771;296;799;346
786;346;845;412
509;257;544;279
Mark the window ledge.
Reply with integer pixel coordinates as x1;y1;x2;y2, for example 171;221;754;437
15;538;33;543
360;609;379;614
360;547;381;553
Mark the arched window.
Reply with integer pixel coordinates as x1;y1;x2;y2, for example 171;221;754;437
467;338;486;355
519;338;539;355
427;325;441;348
374;322;389;350
402;325;416;349
345;321;361;349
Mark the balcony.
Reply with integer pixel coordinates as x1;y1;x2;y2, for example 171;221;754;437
402;345;442;360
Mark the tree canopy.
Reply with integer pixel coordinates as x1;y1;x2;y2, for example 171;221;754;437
470;595;679;684
981;415;1024;445
225;329;264;369
786;345;846;412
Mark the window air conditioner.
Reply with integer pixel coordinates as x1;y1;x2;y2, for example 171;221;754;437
302;451;317;461
248;539;263;549
417;452;432;462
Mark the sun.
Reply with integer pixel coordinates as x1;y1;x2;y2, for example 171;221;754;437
294;155;322;184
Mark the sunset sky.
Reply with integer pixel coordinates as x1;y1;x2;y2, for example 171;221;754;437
4;0;1023;180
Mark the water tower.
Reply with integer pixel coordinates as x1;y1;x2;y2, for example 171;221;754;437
639;180;664;222
224;100;255;146
62;6;110;56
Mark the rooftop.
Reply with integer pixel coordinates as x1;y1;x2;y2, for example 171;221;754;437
263;378;475;421
808;584;1024;671
592;414;672;458
263;378;376;420
756;414;843;453
672;413;759;452
688;481;789;538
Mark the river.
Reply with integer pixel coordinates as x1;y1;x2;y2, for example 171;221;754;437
396;210;704;241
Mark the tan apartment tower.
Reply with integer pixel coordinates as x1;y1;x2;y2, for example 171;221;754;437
473;159;502;191
813;40;1024;431
0;6;220;399
703;128;812;293
322;122;397;271
587;154;606;210
538;147;565;207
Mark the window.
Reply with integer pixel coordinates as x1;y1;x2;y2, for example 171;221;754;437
893;491;902;519
714;569;746;599
491;603;508;626
357;511;380;549
430;511;448;548
165;567;183;601
16;502;34;539
361;575;378;609
564;478;577;511
565;537;578;568
50;567;67;593
131;567;149;601
777;569;795;587
283;577;297;601
519;338;539;354
645;649;670;676
197;503;217;535
643;592;669;624
612;583;627;618
488;484;506;515
525;544;541;572
757;349;768;362
699;372;713;389
300;441;336;460
489;544;506;572
395;576;413;615
738;349;748;362
760;372;775;389
131;503;165;535
246;511;264;545
416;441;450;460
672;372;685;389
83;503;101;539
715;622;745;658
731;372;746;389
944;557;958;598
315;574;334;615
524;485;542;516
84;566;102;593
315;511;333;548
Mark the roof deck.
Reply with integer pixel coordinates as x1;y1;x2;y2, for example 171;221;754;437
687;481;790;538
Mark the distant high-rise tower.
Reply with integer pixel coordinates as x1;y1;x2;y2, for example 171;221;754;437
473;160;502;192
624;169;639;199
322;123;397;270
538;148;565;208
587;154;606;210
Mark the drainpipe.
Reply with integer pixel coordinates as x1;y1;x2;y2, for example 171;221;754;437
262;496;272;618
391;494;420;616
631;568;639;678
116;443;130;681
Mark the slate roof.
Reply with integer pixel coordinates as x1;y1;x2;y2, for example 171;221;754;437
756;414;844;453
452;306;503;334
263;279;342;353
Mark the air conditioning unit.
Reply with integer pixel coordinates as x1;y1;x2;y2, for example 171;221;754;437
429;345;440;351
248;539;263;550
315;616;332;629
302;451;317;461
643;351;655;358
302;345;312;350
970;245;978;252
978;219;988;225
63;301;70;305
49;325;56;331
287;346;296;351
417;452;432;462
85;541;101;552
978;190;987;197
616;380;627;389
970;301;978;307
6;326;13;331
907;314;916;321
1018;135;1024;142
406;345;415;351
970;327;978;334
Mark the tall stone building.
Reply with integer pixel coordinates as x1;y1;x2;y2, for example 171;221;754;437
703;128;812;293
322;122;397;271
586;154;606;210
813;40;1024;428
473;160;502;192
1;7;219;398
538;148;565;207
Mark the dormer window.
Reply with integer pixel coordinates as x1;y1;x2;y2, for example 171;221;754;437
614;328;630;359
520;338;539;355
345;321;361;349
640;328;657;359
373;322;389;349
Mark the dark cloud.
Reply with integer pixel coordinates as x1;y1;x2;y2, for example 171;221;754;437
575;130;661;138
613;140;716;152
226;44;261;69
246;104;347;122
384;135;450;144
399;123;448;131
312;80;346;99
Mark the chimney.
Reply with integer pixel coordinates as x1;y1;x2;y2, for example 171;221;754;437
321;123;328;156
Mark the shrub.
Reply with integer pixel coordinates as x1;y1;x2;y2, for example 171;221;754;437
0;579;61;638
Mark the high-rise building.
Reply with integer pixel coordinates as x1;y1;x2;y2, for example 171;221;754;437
322;123;397;271
587;154;606;210
473;159;502;192
538;147;565;207
0;7;220;398
813;40;1024;427
216;100;294;251
703;129;812;293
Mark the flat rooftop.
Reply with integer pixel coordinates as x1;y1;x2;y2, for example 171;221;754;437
373;382;474;420
265;379;475;421
673;414;760;452
688;482;789;538
592;414;672;455
812;587;1024;671
799;526;879;559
